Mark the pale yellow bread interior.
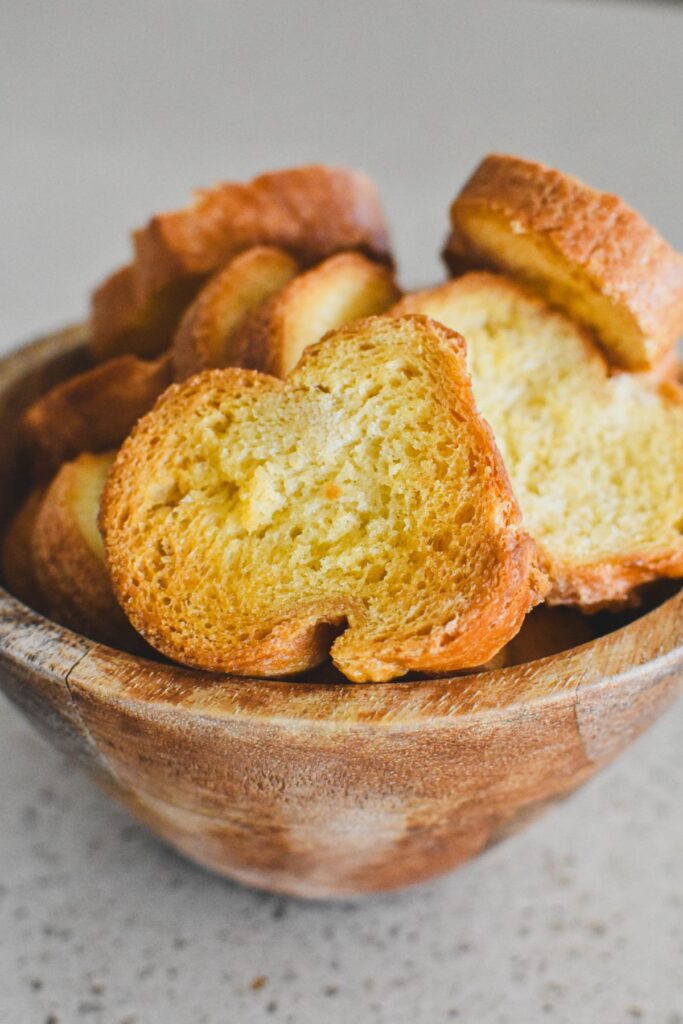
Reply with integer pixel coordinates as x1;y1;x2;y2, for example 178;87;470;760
393;273;683;608
101;315;541;682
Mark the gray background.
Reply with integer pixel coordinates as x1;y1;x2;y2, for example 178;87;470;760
1;1;682;1021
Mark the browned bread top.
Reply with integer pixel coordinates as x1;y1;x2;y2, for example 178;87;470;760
90;165;392;363
101;315;542;682
172;246;300;381
393;273;683;609
443;154;683;370
134;164;392;299
21;354;172;480
90;264;201;362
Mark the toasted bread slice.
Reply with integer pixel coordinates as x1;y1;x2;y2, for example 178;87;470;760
32;452;138;647
172;246;299;380
393;274;683;608
239;252;401;378
134;164;392;295
443;154;683;370
2;488;47;611
101;315;541;682
91;165;392;361
21;354;172;479
90;264;201;361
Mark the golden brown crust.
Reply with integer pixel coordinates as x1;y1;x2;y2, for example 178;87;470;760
134;165;392;297
240;252;402;378
32;453;140;648
391;274;683;610
172;246;299;381
21;353;172;480
102;314;543;681
443;154;683;369
91;167;392;363
103;368;360;678
1;488;47;611
89;264;200;361
543;546;683;613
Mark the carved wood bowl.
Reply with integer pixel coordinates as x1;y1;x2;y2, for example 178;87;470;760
1;327;681;899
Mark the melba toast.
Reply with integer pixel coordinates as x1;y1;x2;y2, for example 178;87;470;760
172;246;299;380
101;316;542;682
7;155;683;682
394;273;683;608
239;252;401;377
443;154;683;370
21;354;171;479
91;165;392;361
32;452;139;648
90;265;199;362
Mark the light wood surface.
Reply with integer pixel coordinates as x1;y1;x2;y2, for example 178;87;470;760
0;327;681;897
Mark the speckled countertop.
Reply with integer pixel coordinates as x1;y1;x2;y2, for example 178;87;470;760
1;1;682;1021
2;703;682;1023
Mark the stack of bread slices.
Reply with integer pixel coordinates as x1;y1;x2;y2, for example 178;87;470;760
5;156;683;682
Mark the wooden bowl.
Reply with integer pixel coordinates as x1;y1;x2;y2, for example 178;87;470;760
1;327;682;899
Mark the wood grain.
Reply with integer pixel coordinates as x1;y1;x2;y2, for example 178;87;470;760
0;327;681;897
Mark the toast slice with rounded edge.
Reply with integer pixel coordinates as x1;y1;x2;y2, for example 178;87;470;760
172;246;299;381
443;154;683;370
91;165;393;362
90;264;201;362
239;252;402;378
32;452;140;648
2;488;47;611
392;274;683;609
21;353;172;480
101;315;543;682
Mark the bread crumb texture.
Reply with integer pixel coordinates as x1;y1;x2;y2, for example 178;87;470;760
102;315;539;681
394;274;683;607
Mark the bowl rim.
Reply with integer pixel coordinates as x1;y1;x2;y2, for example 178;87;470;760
2;326;682;727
